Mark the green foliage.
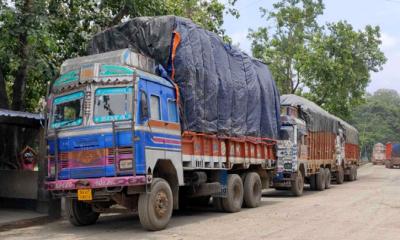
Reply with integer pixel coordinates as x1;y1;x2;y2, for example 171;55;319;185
249;0;386;119
249;0;324;94
0;0;238;112
350;89;400;157
302;22;387;118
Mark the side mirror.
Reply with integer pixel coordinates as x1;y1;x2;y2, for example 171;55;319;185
140;91;149;121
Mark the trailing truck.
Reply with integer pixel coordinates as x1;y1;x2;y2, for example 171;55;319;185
273;95;360;195
385;143;400;168
372;143;386;165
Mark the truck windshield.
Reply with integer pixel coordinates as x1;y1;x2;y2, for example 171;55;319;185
94;87;133;123
52;91;84;128
280;125;294;141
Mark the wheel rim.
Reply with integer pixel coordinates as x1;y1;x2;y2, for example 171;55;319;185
154;190;169;219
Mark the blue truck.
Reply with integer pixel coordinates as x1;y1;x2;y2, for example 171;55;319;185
45;49;284;230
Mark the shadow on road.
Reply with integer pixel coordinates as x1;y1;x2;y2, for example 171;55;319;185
262;184;340;198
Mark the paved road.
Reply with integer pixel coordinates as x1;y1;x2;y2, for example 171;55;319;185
1;164;400;240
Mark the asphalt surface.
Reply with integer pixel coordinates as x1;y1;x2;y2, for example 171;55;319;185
1;163;399;240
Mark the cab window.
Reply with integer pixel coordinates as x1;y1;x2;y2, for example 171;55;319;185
94;87;132;123
52;91;84;128
167;99;178;123
150;95;161;120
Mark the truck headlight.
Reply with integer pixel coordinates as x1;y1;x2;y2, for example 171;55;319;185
119;160;133;170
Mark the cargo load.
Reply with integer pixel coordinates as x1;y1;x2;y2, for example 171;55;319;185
385;143;400;168
88;16;281;139
280;94;358;144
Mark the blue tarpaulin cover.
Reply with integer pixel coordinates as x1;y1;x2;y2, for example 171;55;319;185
88;16;281;139
392;143;400;158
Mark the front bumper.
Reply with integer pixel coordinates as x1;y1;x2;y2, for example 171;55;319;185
46;175;147;191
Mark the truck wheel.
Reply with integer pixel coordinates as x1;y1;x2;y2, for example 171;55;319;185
385;161;392;168
309;175;317;190
243;172;262;208
336;165;344;184
324;168;331;189
138;178;173;231
290;171;304;196
212;197;225;212
65;198;99;226
347;167;355;182
315;168;325;191
222;174;244;213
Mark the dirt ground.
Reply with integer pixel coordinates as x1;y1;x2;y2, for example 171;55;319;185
1;163;400;240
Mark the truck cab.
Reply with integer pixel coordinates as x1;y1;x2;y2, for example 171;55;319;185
46;49;185;230
274;106;307;195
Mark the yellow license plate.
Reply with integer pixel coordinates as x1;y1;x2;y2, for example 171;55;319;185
77;189;92;201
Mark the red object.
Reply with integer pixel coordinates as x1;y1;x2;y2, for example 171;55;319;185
20;146;37;171
386;143;392;160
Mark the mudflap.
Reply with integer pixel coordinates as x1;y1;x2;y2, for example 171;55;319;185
211;170;228;198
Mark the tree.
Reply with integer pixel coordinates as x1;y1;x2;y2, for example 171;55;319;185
248;0;386;119
0;0;238;169
301;22;387;118
350;89;400;158
249;0;324;94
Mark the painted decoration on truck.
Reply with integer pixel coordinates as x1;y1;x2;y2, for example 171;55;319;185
54;69;80;87
53;91;84;105
99;65;134;77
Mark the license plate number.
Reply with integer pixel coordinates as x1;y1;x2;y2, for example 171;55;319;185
77;189;92;201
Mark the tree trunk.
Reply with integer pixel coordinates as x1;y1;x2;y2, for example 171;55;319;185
109;5;129;27
11;0;33;111
0;65;9;109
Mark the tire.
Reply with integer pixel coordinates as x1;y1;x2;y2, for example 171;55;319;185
336;165;344;184
324;168;331;189
290;171;304;196
212;197;225;212
221;174;244;213
243;172;262;208
309;174;317;190
65;198;99;226
138;178;173;231
385;161;393;169
347;166;355;182
315;168;325;191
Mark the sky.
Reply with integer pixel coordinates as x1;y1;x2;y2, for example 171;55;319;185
222;0;400;94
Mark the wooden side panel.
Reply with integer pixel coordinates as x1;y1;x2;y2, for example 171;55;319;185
306;131;337;171
181;132;276;169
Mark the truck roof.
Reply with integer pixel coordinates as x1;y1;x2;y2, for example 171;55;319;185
52;49;174;93
281;94;359;144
